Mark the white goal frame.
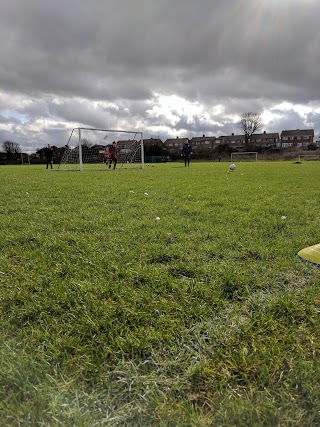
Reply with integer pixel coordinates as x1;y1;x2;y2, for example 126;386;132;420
230;151;258;162
298;154;320;162
59;127;144;171
21;153;30;165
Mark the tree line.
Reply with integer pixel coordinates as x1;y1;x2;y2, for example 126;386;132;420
2;141;21;160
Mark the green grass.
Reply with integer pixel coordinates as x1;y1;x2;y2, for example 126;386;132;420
0;161;320;426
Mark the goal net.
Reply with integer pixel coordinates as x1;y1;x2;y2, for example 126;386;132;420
298;154;320;162
59;128;144;170
230;152;258;162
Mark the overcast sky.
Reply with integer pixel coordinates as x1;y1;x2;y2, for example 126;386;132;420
1;0;320;153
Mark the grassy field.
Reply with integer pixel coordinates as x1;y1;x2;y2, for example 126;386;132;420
0;161;319;426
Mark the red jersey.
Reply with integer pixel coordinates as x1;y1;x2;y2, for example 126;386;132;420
104;149;111;159
110;144;118;159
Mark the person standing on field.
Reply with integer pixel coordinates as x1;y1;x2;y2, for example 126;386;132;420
45;144;54;169
109;141;119;170
182;141;192;167
103;146;111;167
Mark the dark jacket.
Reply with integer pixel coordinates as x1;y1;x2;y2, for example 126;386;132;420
182;143;192;156
45;147;54;161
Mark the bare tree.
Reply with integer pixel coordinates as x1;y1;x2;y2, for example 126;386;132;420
239;113;263;147
2;140;21;160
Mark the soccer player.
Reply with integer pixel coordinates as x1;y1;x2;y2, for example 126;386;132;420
109;142;118;170
182;141;192;167
103;146;111;167
45;144;54;169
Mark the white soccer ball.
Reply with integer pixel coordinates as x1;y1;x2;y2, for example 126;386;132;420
152;164;155;167
229;163;236;171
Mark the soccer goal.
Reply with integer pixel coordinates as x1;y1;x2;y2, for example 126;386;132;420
298;154;320;162
230;152;258;162
59;128;144;170
21;153;30;165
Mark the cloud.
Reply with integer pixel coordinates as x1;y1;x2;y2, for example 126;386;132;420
0;0;320;151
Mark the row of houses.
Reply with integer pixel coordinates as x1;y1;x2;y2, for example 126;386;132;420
5;128;315;165
146;129;317;156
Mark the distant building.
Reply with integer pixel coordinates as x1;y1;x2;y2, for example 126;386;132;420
29;128;317;164
219;133;245;149
189;134;217;152
163;137;189;157
280;129;314;148
250;131;279;148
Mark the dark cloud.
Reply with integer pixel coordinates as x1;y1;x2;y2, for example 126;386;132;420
265;108;307;133
0;0;320;151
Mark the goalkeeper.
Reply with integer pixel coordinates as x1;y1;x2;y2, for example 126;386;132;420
45;144;54;169
182;141;192;167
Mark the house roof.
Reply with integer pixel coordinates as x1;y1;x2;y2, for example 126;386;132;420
117;139;139;144
164;137;189;144
219;134;245;141
281;129;314;137
143;138;163;145
190;135;216;143
250;132;279;139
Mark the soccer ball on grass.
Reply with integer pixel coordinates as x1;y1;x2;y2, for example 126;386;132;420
229;164;236;171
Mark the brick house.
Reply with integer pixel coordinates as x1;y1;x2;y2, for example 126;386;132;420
163;137;189;157
218;133;245;149
250;131;279;148
189;134;217;152
280;129;314;148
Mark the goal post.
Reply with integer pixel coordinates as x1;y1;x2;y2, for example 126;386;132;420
59;128;144;170
230;152;258;162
